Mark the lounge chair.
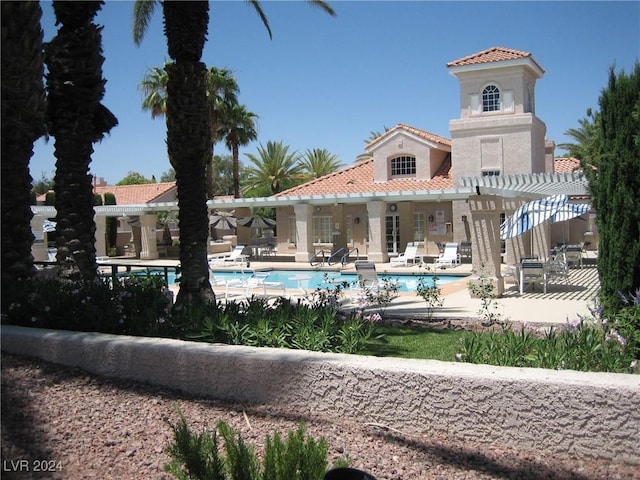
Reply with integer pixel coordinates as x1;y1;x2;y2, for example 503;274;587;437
390;243;421;267
353;261;379;293
209;268;245;300
519;259;548;294
433;242;461;269
209;245;250;267
227;272;286;298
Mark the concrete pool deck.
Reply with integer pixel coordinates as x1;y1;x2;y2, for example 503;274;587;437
122;252;600;326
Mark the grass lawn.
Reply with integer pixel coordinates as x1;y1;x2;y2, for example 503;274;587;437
362;325;476;361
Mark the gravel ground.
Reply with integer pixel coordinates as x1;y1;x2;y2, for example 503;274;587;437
1;353;637;480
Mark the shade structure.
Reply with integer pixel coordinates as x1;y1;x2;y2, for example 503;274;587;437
549;202;591;223
500;194;570;240
209;211;237;230
43;220;56;233
237;215;276;230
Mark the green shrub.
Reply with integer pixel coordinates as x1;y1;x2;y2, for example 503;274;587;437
164;411;338;480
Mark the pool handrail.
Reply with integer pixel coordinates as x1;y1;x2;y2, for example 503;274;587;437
340;247;360;266
310;249;327;267
327;247;347;266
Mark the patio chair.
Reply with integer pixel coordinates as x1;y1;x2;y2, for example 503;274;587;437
228;271;286;298
564;245;583;269
545;257;569;285
208;269;245;300
519;259;548;294
210;245;250;267
353;261;380;293
433;242;461;269
390;243;421;267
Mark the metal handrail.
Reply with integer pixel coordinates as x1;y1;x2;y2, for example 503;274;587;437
340;247;359;266
309;249;327;267
327;247;347;266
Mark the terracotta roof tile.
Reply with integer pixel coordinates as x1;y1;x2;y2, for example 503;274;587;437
554;157;582;173
276;156;452;197
366;123;451;150
37;182;177;205
447;46;545;72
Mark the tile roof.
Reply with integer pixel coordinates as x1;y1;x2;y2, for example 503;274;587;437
447;46;545;73
553;157;582;173
276;156;452;197
37;182;177;205
365;123;451;150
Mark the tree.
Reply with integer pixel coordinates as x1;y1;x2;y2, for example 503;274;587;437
211;154;234;196
590;63;640;313
116;171;155;185
363;126;391;144
557;109;600;163
299;148;341;181
206;66;239;198
45;1;118;282
133;0;335;309
224;103;258;198
243;141;304;196
140;64;169;119
160;167;176;182
1;1;47;284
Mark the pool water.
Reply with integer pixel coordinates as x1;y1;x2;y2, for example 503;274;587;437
163;269;463;293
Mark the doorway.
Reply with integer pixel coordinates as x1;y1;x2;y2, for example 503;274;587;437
385;214;399;254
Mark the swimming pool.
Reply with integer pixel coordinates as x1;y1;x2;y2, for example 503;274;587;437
161;269;464;293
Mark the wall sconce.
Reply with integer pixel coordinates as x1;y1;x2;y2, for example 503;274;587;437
389;204;397;212
461;215;468;222
315;206;321;213
428;215;435;223
354;217;360;224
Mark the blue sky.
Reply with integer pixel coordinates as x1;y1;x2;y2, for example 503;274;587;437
32;1;639;185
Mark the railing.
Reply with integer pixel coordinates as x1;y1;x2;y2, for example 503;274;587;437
34;260;180;286
309;249;327;267
327;247;347;266
340;247;359;266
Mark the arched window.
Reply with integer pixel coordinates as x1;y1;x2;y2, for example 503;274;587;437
390;155;416;176
482;85;500;112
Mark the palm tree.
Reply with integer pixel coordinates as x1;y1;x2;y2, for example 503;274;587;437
557;109;600;173
140;64;169;120
299;148;341;181
1;1;47;285
363;126;391;144
45;1;118;282
243;141;304;196
211;154;234;196
224;104;258;198
133;0;335;308
206;66;239;198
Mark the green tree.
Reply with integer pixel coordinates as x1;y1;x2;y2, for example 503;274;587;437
116;171;155;185
45;1;118;282
590;63;640;312
557;109;600;163
160;168;176;183
134;0;335;308
299;148;341;181
363;125;391;144
224;103;258;198
1;1;47;284
31;173;55;197
103;192;118;252
212;154;234;196
140;64;169;119
243;141;304;196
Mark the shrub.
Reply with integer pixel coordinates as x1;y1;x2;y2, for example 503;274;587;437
164;411;340;480
415;266;443;320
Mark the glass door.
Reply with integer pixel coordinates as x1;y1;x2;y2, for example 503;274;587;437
385;214;400;254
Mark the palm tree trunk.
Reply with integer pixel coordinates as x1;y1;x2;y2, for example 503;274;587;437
232;142;240;198
1;1;47;285
45;1;117;282
163;1;215;308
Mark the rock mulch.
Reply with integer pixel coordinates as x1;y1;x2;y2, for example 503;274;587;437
1;353;636;480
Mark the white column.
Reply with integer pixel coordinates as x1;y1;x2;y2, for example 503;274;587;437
139;214;158;260
31;215;48;262
94;214;107;257
294;203;314;263
468;195;504;296
366;201;388;263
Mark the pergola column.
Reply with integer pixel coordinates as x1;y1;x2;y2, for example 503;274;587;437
468;195;504;296
30;215;48;262
366;201;388;263
294;203;314;262
139;213;158;260
94;213;107;257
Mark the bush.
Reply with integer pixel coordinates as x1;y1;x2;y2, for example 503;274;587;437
164;411;341;480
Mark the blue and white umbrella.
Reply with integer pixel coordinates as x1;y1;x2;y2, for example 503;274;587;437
43;220;57;233
549;202;591;223
500;194;570;240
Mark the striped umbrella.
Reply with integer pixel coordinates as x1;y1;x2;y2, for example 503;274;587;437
237;215;275;230
209;211;237;230
43;220;57;233
549;202;591;223
500;194;569;240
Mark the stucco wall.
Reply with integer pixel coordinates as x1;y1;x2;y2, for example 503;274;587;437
2;325;638;465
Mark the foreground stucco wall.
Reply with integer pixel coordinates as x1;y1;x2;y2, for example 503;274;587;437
2;325;639;465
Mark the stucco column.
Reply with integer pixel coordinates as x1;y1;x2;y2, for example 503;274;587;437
31;215;47;262
503;197;528;265
94;214;107;257
139;214;158;260
468;195;504;296
366;201;388;263
294;203;314;263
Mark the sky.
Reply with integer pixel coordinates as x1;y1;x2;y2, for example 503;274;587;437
31;1;639;186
